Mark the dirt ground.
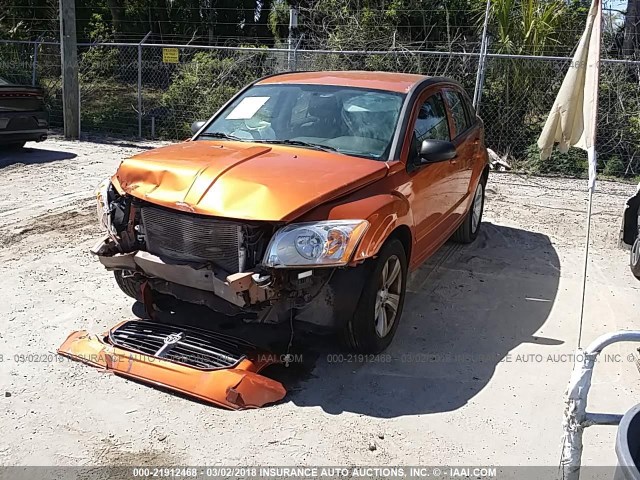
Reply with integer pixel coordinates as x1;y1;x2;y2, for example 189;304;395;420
1;138;640;468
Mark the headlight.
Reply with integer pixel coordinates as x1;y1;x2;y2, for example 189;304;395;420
263;220;369;268
95;178;114;234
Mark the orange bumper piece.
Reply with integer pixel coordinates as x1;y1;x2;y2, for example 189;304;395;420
58;329;286;410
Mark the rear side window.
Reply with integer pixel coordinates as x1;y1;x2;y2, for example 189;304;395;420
414;93;450;142
444;90;474;137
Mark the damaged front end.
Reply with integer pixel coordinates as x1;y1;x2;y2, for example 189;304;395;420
92;178;369;329
58;320;286;409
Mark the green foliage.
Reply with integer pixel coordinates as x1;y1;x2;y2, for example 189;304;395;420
603;156;625;176
158;51;266;138
80;47;121;81
85;13;115;42
303;0;478;51
522;142;588;177
485;0;570;56
80;81;138;134
269;0;291;42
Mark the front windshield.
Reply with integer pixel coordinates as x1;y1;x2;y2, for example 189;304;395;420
198;84;405;161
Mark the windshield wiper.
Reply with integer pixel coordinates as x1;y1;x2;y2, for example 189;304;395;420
198;132;244;141
253;139;340;153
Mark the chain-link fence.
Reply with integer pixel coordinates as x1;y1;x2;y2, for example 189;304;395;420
2;39;640;178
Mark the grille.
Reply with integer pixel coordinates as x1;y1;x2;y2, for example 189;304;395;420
108;320;254;370
141;205;241;272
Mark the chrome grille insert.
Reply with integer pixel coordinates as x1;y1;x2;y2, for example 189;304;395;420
141;205;241;272
108;320;255;370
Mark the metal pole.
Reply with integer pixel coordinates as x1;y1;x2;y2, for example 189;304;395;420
31;38;40;86
473;0;491;109
475;38;489;109
577;184;594;347
293;34;304;72
577;0;603;348
138;32;151;139
287;5;298;71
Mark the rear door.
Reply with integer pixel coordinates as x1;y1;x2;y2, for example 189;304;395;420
442;88;481;219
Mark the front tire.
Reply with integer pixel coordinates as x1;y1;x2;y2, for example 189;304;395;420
342;238;407;353
452;180;485;243
114;270;144;300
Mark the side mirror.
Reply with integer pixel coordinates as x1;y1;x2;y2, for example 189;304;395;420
419;139;457;164
191;121;206;135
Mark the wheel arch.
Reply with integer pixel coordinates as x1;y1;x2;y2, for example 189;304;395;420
386;224;412;263
343;194;414;265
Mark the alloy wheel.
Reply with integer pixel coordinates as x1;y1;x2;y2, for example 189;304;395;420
375;254;403;338
471;183;484;233
632;237;640;267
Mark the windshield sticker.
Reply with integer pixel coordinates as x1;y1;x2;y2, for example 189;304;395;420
226;96;270;120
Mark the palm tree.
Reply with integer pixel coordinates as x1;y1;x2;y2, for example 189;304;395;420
485;0;567;56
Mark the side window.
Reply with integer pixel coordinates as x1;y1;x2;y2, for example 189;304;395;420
444;90;473;137
414;93;450;143
461;92;477;125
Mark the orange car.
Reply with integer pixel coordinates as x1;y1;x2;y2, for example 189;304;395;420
93;71;489;353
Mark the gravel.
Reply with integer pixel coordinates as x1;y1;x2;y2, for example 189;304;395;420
1;137;639;467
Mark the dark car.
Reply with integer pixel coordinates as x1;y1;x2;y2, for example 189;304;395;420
0;76;48;149
622;184;640;278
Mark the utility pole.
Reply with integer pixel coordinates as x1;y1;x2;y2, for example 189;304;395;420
59;0;80;139
287;4;299;71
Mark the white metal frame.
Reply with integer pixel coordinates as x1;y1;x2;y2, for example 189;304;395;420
561;330;640;480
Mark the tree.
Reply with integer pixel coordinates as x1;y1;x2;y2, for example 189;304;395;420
623;0;640;56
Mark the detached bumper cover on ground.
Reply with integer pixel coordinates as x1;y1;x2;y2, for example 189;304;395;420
57;320;286;410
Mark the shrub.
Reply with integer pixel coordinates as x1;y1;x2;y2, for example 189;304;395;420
522;142;588;177
158;51;267;139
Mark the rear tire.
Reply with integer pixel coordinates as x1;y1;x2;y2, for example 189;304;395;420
631;237;640;279
342;238;407;354
114;270;144;300
452;180;485;244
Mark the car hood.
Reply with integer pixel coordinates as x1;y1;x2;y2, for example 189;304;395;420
115;140;388;221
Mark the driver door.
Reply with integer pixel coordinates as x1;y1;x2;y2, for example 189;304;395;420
406;89;459;262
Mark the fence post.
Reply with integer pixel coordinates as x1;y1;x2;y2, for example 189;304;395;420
31;38;40;86
473;0;491;110
138;32;151;138
59;0;80;139
292;34;304;72
287;5;299;71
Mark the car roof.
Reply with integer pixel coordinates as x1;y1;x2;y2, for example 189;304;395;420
255;71;434;94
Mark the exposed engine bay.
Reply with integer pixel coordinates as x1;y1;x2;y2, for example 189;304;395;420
93;181;347;328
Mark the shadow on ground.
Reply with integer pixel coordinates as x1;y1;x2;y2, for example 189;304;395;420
132;222;562;416
0;146;77;167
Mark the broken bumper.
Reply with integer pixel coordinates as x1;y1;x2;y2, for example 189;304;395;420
91;237;273;308
58;320;286;410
